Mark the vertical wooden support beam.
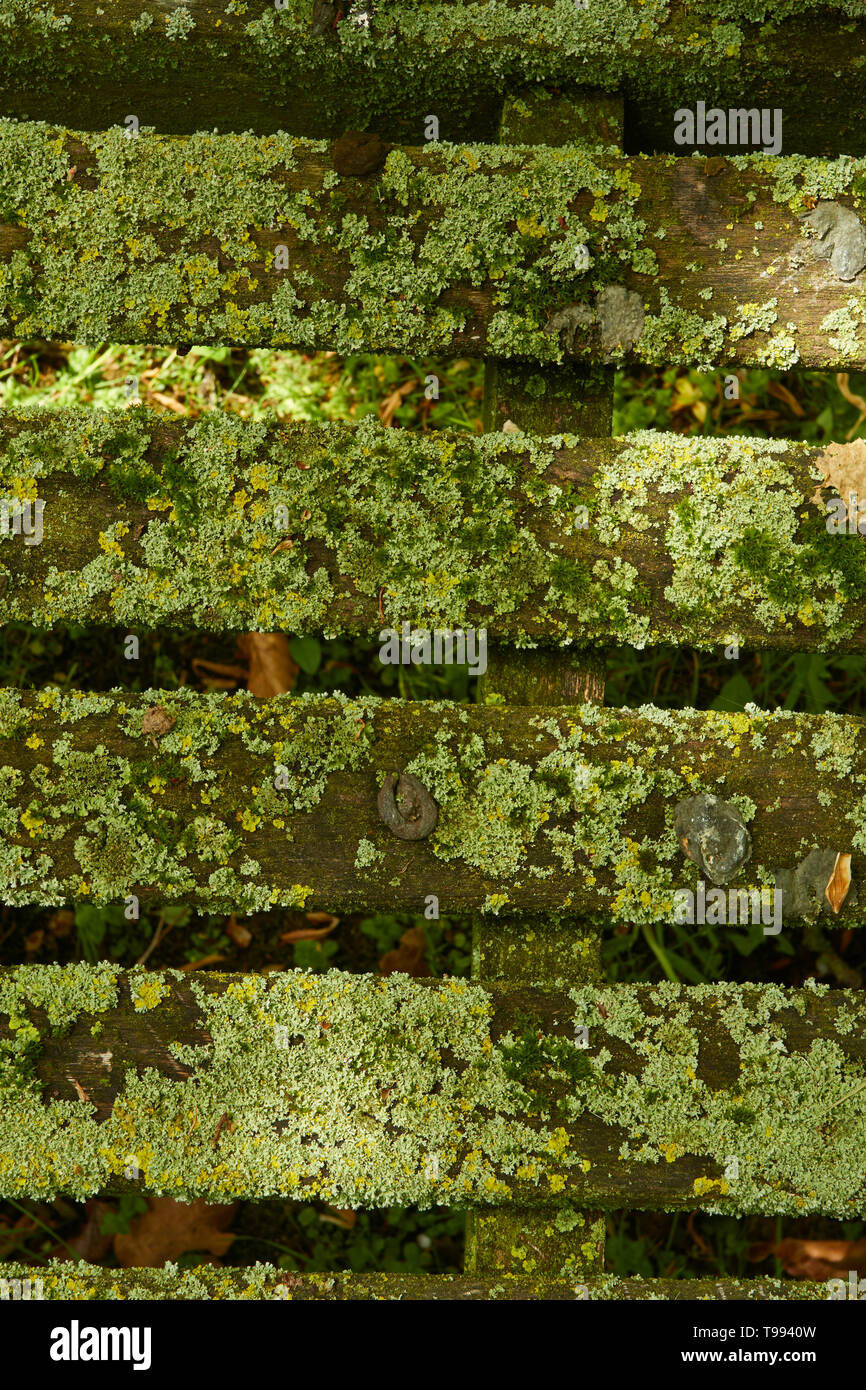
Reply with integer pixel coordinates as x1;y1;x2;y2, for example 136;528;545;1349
465;87;623;1286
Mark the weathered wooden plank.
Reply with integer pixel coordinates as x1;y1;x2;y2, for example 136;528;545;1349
1;690;864;920
0;2;864;156
0;1263;832;1301
3;410;865;652
2;967;865;1216
2;124;866;365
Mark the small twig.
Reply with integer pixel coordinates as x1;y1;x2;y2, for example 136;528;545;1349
136;910;168;967
824;1076;866;1115
4;1198;82;1262
213;1112;234;1149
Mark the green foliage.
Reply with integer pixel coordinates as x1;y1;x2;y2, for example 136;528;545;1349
74;903;149;964
98;1194;148;1237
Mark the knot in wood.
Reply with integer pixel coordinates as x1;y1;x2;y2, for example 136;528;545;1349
674;793;751;886
378;772;438;840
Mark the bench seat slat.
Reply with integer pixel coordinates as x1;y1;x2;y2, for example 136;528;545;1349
1;967;864;1217
0;2;863;156
2;410;864;652
1;124;865;367
1;689;864;921
0;1263;832;1302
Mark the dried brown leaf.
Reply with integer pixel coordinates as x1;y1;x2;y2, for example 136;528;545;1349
114;1196;238;1268
750;1236;866;1281
238;633;298;697
809;438;866;508
305;911;340;928
179;953;228;972
280;920;339;944
379;926;430;978
826;852;853;914
379;378;417;427
226;915;252;948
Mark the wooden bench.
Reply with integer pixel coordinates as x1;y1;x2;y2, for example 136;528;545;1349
2;0;866;1301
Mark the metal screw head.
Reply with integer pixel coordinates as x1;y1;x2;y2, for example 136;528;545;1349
378;772;438;840
674;793;751;885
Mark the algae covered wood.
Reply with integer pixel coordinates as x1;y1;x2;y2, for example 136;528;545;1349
3;408;866;652
0;2;864;156
2;124;866;366
1;688;865;921
2;965;865;1217
0;1262;832;1301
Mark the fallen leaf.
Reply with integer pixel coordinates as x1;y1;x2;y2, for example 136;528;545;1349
226;915;252;948
66;1074;90;1103
238;633;298;697
179;953;228;972
280;918;339;943
148;390;187;414
319;1206;357;1230
826;852;853;914
379;926;430;977
379;378;417;427
114;1196;238;1268
749;1236;866;1282
809;437;866;509
190;655;248;690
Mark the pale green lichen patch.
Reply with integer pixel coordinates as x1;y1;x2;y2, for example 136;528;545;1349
2;969;864;1217
593;431;866;648
3;411;865;651
568;980;866;1217
0;968;582;1204
0;120;863;365
0;685;381;912
1;694;865;919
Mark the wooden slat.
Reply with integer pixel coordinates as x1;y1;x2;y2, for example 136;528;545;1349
1;124;866;365
0;689;864;915
3;410;865;651
0;2;863;156
2;968;865;1216
0;1263;831;1301
1;690;864;919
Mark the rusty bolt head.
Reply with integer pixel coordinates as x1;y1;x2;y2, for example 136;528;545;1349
378;772;438;840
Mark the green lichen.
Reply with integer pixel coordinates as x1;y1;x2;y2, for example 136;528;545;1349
0;967;582;1204
2;968;864;1218
3;411;864;652
0;121;863;366
1;693;865;921
567;980;866;1217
